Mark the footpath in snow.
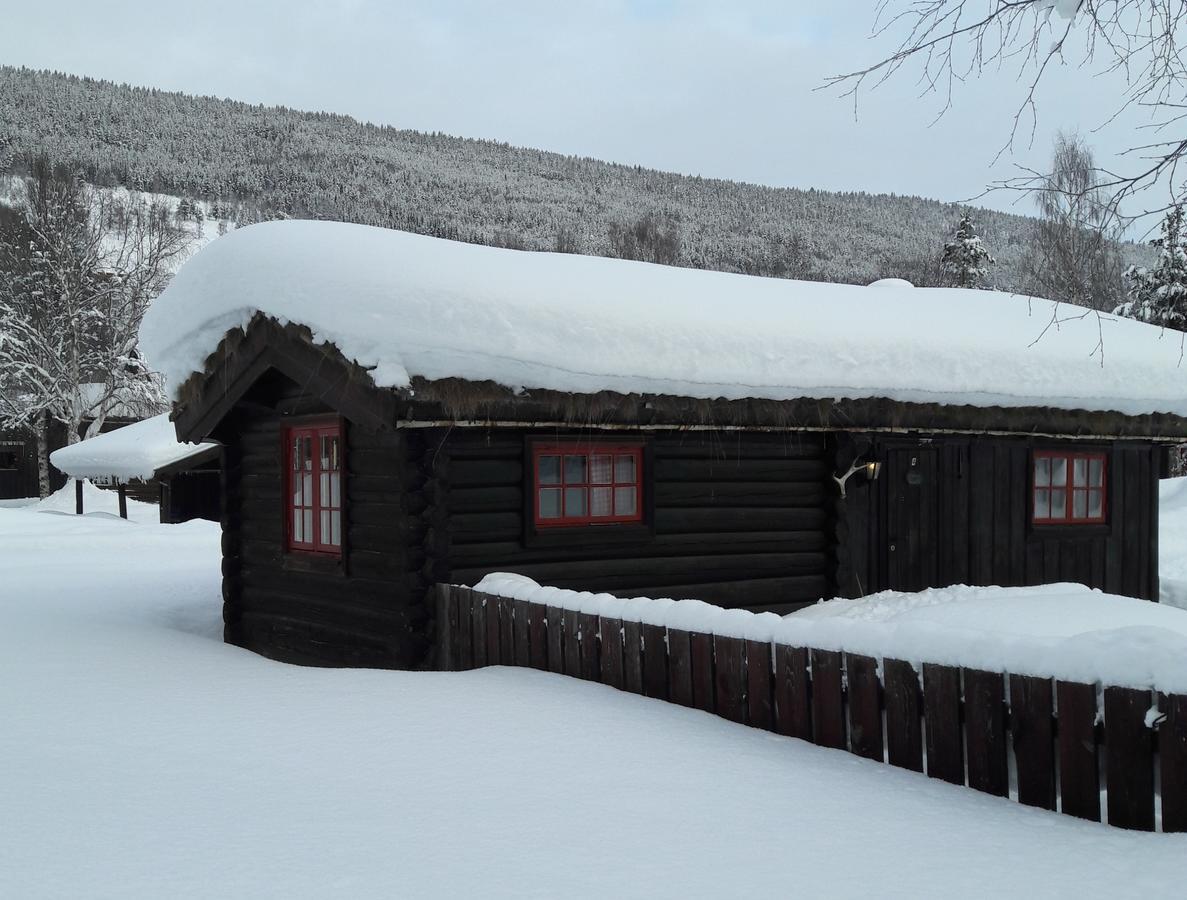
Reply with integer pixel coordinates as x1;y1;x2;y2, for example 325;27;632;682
0;502;1184;898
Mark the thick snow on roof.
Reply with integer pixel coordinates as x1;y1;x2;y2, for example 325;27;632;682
141;220;1187;417
50;414;217;483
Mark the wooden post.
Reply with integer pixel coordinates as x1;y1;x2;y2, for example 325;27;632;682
75;479;83;515
117;484;128;520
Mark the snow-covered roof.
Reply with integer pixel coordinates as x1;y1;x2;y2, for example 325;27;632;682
140;220;1187;418
50;414;218;483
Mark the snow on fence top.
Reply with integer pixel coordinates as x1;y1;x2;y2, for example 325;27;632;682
474;574;1187;694
141;220;1187;417
50;413;217;483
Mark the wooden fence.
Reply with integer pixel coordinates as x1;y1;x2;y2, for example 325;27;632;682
437;585;1187;832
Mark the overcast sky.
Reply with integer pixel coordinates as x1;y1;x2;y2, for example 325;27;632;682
0;1;1154;216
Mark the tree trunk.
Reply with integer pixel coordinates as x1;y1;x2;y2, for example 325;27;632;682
34;413;51;498
84;406;107;441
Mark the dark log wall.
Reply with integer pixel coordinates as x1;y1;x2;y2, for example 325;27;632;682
159;468;221;524
427;429;834;614
217;373;426;668
837;435;1162;602
0;431;40;500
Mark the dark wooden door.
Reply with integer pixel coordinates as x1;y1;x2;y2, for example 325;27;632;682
886;447;940;592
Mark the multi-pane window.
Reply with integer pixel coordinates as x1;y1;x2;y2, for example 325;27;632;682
286;422;343;554
533;444;643;527
1033;451;1106;524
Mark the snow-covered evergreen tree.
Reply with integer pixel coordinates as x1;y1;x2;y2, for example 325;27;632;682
1115;205;1187;330
941;210;994;288
0;163;191;494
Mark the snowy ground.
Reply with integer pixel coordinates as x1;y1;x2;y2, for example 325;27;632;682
1159;475;1187;610
2;504;1185;897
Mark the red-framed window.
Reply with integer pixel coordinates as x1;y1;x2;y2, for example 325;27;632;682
1032;450;1106;524
286;421;344;554
532;443;644;527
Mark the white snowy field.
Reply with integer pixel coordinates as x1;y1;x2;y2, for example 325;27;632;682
2;503;1185;898
1159;475;1187;610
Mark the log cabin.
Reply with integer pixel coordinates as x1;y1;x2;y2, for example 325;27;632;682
140;221;1187;669
50;413;221;523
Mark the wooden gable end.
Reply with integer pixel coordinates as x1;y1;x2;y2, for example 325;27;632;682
172;314;399;444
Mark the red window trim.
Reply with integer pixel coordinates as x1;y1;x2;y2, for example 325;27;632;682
1032;450;1107;525
284;419;344;556
532;442;644;528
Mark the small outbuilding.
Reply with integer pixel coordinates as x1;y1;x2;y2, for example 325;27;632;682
140;221;1187;668
50;414;220;523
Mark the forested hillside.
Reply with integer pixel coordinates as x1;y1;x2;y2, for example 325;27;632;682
1;65;1054;288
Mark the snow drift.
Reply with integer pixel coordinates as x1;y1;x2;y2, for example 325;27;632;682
140;220;1187;417
474;574;1187;693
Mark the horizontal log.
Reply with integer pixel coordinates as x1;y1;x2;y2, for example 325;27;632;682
448;485;523;514
232;584;417;623
654;458;827;482
347;448;401;474
348;428;401;452
449;511;524;541
652;436;825;460
447;459;524;487
655;507;828;534
448;529;830;568
654;481;826;508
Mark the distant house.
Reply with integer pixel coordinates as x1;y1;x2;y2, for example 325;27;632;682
141;221;1187;669
0;386;149;501
49;414;220;523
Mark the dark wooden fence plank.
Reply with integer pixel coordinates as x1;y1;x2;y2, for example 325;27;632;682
846;654;883;761
434;585;454;671
1161;692;1187;833
455;587;474;671
545;605;563;675
622;620;644;695
774;645;812;742
689;631;715;713
746;640;774;731
811;649;845;749
1057;680;1100;822
923;664;963;785
472;593;488;668
964;668;1008;797
1104;686;1155;831
498;596;515;665
668;629;694;708
883;658;922;772
527;602;548;671
562;608;582;677
577;612;601;682
512;598;531;668
485;593;501;665
598;616;625;691
642;623;670;700
715;636;747;725
1010;674;1055;810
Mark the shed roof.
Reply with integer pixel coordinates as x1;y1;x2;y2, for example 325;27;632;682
50;414;219;484
140;220;1187;420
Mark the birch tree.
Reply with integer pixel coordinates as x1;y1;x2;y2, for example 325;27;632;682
0;163;191;494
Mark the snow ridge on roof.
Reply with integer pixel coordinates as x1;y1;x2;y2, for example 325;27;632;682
140;220;1187;417
50;414;217;483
